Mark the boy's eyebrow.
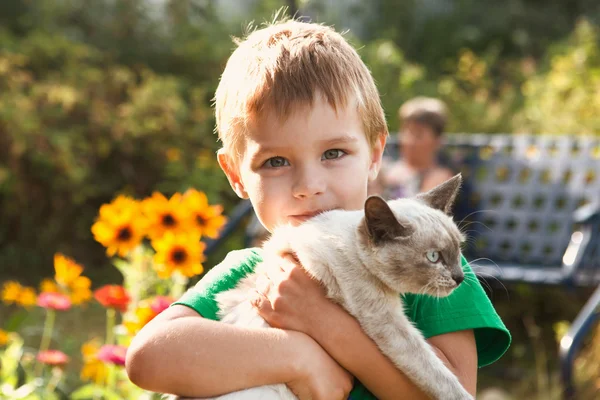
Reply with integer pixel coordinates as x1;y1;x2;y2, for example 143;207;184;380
318;135;359;147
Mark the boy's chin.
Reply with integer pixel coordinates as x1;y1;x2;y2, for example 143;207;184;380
287;215;314;226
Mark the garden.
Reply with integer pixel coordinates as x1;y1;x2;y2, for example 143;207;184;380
1;1;600;398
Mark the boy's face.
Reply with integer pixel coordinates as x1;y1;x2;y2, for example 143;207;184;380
219;95;386;232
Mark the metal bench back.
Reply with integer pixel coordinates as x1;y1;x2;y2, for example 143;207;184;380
385;134;600;274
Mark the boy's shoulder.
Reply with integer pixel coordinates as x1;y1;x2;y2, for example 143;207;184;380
195;247;264;295
172;248;264;320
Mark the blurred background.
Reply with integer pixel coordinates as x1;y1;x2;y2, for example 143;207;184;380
1;0;599;399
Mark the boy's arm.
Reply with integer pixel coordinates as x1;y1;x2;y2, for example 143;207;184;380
126;304;353;399
253;256;478;399
306;299;478;399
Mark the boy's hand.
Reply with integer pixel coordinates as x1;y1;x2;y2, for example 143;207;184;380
252;254;354;399
252;252;329;336
288;331;354;400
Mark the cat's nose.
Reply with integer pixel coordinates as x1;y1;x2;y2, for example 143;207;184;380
452;274;464;286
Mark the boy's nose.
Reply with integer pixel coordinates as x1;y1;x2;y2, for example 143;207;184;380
292;169;325;199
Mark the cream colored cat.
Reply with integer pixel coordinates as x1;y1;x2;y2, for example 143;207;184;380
172;174;472;400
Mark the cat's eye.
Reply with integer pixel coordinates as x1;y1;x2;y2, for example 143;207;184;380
426;250;440;263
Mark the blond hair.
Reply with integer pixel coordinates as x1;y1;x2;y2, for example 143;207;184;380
214;19;387;161
398;97;448;136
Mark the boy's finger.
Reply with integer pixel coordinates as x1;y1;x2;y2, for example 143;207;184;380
279;252;301;273
251;290;273;314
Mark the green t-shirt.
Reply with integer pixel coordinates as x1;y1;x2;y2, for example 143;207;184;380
174;248;511;400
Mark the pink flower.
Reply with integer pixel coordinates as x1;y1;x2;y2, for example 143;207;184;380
37;350;69;366
37;292;72;311
150;296;173;314
98;344;127;366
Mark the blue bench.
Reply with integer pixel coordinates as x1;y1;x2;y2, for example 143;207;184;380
204;133;600;399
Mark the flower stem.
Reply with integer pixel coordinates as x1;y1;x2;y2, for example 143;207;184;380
105;308;116;346
105;308;117;392
106;364;116;394
170;271;188;299
34;309;56;377
45;367;63;394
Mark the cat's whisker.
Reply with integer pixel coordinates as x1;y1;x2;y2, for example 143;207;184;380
468;257;503;275
418;281;434;297
456;209;498;229
473;271;510;300
465;274;493;294
458;220;494;233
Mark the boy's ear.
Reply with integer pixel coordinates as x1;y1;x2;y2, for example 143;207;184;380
217;149;248;199
368;133;387;182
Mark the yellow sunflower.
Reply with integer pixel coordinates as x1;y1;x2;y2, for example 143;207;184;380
182;189;227;239
92;195;146;257
80;338;108;384
53;253;92;305
152;231;205;278
142;192;190;240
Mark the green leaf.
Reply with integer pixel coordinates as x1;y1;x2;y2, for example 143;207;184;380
4;310;30;332
70;384;122;400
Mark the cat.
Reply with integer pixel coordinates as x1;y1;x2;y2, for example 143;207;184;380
170;174;473;400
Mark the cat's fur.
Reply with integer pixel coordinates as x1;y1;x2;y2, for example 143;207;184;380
171;174;473;400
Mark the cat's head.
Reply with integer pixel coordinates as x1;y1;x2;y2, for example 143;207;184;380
358;174;465;297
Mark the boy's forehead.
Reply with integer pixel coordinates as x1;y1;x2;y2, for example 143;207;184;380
248;97;364;141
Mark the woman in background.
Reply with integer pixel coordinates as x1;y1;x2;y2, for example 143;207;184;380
370;96;455;199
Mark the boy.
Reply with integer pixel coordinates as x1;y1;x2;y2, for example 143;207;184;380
126;18;510;400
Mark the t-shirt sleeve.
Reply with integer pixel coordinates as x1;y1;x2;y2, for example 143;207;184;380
403;255;511;368
172;248;263;321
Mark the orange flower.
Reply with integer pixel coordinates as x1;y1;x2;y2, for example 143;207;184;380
125;296;174;335
92;195;146;257
152;232;205;278
17;286;37;308
37;292;72;311
142;192;190;240
0;329;9;346
2;281;37;308
40;279;59;293
80;338;108;384
53;253;92;305
94;285;130;312
37;350;69;366
182;189;227;239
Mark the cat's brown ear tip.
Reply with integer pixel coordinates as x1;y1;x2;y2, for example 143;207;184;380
364;195;387;209
450;172;462;184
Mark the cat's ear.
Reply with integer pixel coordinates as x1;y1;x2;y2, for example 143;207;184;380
362;196;413;245
416;173;462;215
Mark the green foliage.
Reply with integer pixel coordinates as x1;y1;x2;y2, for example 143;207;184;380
517;19;600;134
0;12;234;284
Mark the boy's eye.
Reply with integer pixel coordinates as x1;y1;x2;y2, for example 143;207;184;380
322;149;345;160
264;156;289;168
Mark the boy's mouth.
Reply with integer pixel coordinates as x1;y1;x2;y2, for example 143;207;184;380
288;209;333;223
